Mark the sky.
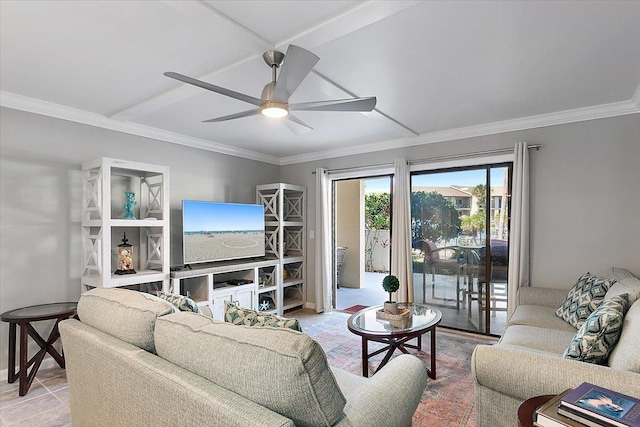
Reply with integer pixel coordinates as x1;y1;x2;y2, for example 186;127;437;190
364;168;507;193
183;201;264;232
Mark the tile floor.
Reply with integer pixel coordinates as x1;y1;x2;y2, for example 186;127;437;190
0;366;71;426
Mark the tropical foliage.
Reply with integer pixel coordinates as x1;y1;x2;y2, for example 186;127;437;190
364;193;390;230
461;211;486;242
411;191;461;243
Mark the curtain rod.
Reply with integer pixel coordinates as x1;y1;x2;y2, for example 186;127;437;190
409;144;541;165
311;144;541;174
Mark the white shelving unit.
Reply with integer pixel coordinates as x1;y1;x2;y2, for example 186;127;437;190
257;183;306;315
81;157;170;292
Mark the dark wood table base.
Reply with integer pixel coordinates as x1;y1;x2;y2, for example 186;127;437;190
361;327;436;379
2;303;77;396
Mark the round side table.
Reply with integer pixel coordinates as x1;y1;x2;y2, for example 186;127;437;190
1;302;77;396
517;394;555;427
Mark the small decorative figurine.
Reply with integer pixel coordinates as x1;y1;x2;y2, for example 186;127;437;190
114;233;136;275
123;191;137;219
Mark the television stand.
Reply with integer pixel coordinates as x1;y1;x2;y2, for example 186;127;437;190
169;258;280;321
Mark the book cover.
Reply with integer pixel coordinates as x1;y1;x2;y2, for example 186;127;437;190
560;382;640;427
534;390;584;427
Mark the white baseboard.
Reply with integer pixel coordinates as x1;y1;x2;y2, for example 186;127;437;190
304;302;316;310
0;357;58;383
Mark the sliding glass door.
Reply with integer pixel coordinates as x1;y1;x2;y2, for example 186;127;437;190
410;164;511;335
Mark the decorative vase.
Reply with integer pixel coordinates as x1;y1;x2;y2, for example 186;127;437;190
384;301;398;314
123;191;137;219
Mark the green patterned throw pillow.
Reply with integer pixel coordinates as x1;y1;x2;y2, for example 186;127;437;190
155;291;201;314
555;272;615;328
224;301;302;332
563;293;630;364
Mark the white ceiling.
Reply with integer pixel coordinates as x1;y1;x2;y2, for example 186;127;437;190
1;1;639;165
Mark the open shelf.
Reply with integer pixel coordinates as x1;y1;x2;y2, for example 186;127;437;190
81;157;170;292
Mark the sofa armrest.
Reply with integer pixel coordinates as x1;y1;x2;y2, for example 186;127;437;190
472;344;640;401
516;286;568;308
335;355;427;427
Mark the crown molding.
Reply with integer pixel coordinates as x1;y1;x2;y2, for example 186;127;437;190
2;90;638;167
0;91;281;165
279;98;640;165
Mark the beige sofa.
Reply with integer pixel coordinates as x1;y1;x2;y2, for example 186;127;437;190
471;286;640;427
59;288;427;427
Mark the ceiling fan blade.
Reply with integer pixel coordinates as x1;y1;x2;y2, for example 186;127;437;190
285;114;314;134
202;109;260;123
164;72;263;107
273;45;319;102
290;97;377;112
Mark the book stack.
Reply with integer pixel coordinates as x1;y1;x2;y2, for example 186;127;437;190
535;383;640;427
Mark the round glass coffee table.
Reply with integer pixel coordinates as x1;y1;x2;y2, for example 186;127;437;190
347;303;442;378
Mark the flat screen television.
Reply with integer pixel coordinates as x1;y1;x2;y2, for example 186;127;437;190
182;200;265;264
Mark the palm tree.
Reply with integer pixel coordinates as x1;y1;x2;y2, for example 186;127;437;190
472;184;486;211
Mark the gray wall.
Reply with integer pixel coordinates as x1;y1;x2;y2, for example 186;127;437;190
281;114;640;306
0;107;279;371
1;107;638;371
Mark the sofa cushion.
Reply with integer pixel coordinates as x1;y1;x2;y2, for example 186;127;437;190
608;299;640;372
555;272;615;329
604;278;640;305
155;312;346;427
563;294;629;365
224;301;302;331
77;288;175;353
508;305;577;332
499;325;576;355
155;291;201;313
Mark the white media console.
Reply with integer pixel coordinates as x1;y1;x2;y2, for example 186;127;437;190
170;257;281;321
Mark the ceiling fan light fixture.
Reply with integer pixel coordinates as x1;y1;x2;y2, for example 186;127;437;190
260;102;289;118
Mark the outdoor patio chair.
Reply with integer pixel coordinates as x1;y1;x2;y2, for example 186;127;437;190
413;239;466;309
465;241;508;330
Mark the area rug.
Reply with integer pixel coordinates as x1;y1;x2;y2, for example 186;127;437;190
342;304;369;314
298;310;497;427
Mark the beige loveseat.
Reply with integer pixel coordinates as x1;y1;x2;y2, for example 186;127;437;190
472;286;640;427
59;288;427;426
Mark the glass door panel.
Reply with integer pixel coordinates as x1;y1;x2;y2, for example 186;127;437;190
334;176;392;311
411;165;510;335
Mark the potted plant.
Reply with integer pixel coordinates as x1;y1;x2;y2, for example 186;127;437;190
382;274;400;314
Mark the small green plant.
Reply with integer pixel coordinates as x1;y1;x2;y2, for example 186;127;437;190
382;274;400;303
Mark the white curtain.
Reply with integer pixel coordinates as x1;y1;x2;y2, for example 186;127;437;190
391;158;414;303
315;168;332;313
508;142;530;317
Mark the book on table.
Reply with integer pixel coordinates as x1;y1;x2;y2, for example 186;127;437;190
534;389;584;427
558;382;640;427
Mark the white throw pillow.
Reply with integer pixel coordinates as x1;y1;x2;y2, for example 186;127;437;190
604;277;640;305
610;267;639;280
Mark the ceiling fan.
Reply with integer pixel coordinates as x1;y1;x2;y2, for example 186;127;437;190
164;45;376;132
